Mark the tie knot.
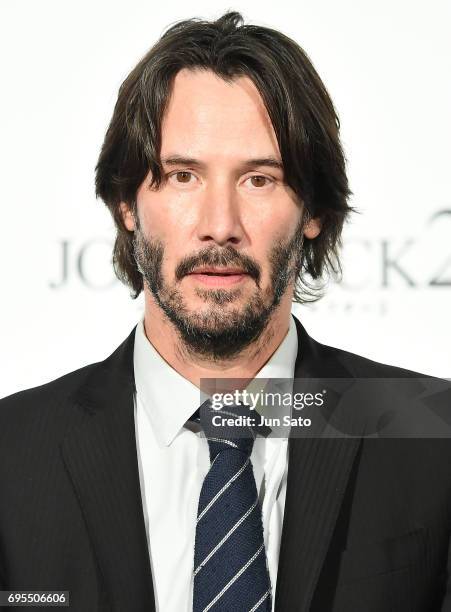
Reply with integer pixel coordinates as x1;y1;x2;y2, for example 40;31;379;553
197;398;255;462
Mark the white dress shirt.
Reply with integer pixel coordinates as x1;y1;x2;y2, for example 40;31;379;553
133;314;299;612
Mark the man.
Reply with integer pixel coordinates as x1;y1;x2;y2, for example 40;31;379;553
1;10;450;612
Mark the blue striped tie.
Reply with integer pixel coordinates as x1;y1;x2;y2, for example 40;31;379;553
192;399;272;612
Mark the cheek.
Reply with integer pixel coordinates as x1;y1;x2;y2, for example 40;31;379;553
243;192;301;230
251;211;299;254
140;196;194;240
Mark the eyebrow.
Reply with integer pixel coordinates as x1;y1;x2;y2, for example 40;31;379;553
160;155;284;171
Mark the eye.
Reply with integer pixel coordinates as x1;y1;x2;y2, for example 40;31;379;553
245;175;274;188
167;171;196;185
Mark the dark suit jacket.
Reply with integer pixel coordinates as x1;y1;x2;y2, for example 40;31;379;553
1;314;451;611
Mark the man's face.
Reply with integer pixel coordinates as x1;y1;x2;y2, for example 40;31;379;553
121;68;320;359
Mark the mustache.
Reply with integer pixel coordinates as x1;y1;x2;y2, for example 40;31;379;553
175;245;261;282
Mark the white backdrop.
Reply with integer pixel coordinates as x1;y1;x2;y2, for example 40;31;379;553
1;0;450;399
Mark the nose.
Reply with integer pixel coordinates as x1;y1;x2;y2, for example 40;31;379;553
195;178;245;246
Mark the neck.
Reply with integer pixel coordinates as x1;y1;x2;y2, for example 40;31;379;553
141;289;293;389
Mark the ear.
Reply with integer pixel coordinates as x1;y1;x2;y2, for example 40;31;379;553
119;202;135;231
303;215;322;239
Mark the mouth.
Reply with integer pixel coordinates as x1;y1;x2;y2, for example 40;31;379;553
187;267;250;287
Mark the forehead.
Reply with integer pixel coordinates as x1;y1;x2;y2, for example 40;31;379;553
160;68;280;159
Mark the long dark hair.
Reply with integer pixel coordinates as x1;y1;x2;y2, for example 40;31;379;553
95;10;354;302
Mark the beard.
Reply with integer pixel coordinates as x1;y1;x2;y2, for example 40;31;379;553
132;215;305;360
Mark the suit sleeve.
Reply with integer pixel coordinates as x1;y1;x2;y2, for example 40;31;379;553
441;532;451;610
0;549;6;589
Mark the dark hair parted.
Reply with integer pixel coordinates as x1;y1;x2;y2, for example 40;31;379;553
95;10;354;302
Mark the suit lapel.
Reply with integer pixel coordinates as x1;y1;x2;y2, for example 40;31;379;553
275;315;364;611
60;325;156;612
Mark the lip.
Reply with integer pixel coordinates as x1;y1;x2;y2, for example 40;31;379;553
189;267;247;275
187;269;250;287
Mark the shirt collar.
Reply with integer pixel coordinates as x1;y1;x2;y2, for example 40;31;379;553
133;313;299;448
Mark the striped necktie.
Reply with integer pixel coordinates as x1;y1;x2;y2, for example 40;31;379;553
192;399;272;612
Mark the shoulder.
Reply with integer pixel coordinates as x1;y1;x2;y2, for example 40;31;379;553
0;362;101;433
314;338;449;417
316;338;451;460
320;340;429;379
0;324;137;424
306;344;451;513
292;314;433;380
0;323;137;449
0;361;101;405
